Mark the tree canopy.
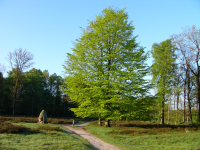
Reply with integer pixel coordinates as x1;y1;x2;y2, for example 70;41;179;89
63;7;153;122
151;39;176;124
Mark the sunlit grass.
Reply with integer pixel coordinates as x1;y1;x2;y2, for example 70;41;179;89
0;122;94;150
86;124;200;150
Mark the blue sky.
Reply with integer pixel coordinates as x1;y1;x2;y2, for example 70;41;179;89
0;0;200;78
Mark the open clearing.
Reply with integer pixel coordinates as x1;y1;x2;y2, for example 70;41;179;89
1;120;200;150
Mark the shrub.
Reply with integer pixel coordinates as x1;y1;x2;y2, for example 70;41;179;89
90;120;200;129
0;122;61;134
0;122;30;133
0;116;75;124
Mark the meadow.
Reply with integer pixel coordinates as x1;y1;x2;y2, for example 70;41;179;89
1;116;200;150
0;116;94;150
86;120;200;150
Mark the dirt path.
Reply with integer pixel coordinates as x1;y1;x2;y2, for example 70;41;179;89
61;123;121;150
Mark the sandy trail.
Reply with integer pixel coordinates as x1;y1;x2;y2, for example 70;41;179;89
61;123;121;150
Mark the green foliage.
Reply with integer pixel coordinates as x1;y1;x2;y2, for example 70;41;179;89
151;39;176;95
0;67;76;117
151;39;176;123
63;7;153;121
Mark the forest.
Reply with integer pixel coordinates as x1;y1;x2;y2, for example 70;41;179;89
0;7;199;125
0;65;76;118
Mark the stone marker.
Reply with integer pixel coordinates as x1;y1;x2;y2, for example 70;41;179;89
38;110;47;124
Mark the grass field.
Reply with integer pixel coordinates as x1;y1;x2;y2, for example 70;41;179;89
1;116;200;150
86;124;200;150
0;122;94;150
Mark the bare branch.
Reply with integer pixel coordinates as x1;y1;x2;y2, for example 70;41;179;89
6;48;34;72
0;63;6;73
171;25;200;122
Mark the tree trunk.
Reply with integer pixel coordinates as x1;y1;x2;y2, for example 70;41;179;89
105;119;111;127
98;118;102;126
187;71;193;124
168;102;170;124
176;94;179;122
12;102;15;116
12;91;17;116
183;85;186;122
161;98;164;124
197;77;200;123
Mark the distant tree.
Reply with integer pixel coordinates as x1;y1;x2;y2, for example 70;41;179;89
22;68;46;116
63;7;153;126
172;69;182;121
171;25;200;122
0;72;4;114
151;39;176;124
47;73;63;117
6;48;34;115
0;63;6;75
1;75;13;115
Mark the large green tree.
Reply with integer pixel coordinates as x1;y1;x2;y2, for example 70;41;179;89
151;39;176;124
63;7;153;125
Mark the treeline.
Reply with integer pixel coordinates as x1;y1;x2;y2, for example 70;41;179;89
151;25;200;124
0;68;76;117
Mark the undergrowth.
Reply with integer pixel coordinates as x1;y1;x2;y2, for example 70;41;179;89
109;127;199;135
90;120;199;128
0;116;76;124
0;122;61;134
90;120;200;135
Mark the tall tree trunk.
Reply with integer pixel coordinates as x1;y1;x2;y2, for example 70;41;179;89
197;77;200;123
105;119;111;127
161;97;164;124
187;71;193;124
98;118;102;126
176;94;179;122
12;100;15;116
12;88;17;116
183;84;186;122
168;101;170;124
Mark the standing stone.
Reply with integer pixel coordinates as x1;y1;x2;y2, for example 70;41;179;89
38;110;47;124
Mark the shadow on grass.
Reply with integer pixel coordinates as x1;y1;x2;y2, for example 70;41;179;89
90;120;200;129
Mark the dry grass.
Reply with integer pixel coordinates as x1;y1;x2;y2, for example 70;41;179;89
0;122;62;134
0;116;76;124
109;127;199;136
90;120;199;129
0;122;30;133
